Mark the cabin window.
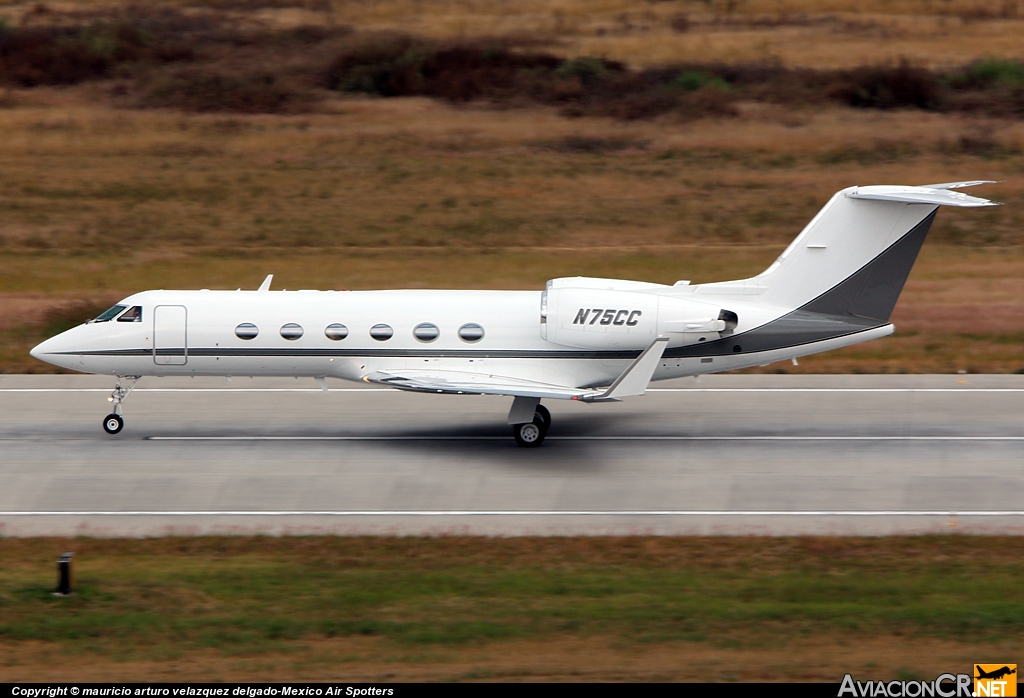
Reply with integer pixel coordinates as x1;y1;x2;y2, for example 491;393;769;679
458;323;485;343
325;323;348;340
235;323;259;340
370;324;393;341
413;323;440;342
280;323;304;340
117;306;142;323
93;305;126;323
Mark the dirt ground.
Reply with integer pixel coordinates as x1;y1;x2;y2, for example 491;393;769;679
1;634;1014;682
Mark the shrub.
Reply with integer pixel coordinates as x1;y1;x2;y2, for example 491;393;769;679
555;57;609;87
829;60;943;110
323;34;573;102
0;17;193;86
671;70;731;92
952;59;1024;89
142;70;311;113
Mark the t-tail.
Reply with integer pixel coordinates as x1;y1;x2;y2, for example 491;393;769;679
755;181;998;319
672;181;999;362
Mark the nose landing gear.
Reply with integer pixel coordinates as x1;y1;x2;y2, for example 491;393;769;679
103;376;140;435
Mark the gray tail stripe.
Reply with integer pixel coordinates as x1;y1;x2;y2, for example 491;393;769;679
666;210;936;359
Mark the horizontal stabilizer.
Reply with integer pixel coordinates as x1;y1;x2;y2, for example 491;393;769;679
917;180;997;190
847;185;997;207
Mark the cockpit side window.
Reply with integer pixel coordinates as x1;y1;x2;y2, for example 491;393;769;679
93;305;127;323
117;306;142;323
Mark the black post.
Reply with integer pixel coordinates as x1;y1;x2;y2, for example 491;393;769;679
55;552;74;596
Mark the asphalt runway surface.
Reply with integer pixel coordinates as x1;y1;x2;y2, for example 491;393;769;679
2;373;1023;536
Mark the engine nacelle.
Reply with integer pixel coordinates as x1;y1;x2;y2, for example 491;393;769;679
541;278;733;350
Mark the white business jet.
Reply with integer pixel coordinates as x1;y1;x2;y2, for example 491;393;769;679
31;182;997;446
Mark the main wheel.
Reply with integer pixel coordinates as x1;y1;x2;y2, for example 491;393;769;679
513;421;545;447
534;404;551;430
103;414;124;435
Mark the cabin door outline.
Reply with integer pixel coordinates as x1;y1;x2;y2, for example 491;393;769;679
153;305;187;365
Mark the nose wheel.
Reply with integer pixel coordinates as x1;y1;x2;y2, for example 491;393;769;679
103;376;139;435
103;414;124;434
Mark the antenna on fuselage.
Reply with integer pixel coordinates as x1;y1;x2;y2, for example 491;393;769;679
258;274;273;292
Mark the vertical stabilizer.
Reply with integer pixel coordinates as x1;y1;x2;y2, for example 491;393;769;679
755;184;996;321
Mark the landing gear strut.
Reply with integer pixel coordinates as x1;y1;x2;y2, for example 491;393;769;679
509;397;551;448
103;376;139;435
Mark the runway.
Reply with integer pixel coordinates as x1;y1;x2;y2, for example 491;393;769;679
2;373;1023;536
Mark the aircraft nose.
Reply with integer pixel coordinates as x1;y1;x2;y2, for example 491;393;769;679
30;334;68;364
30;338;50;361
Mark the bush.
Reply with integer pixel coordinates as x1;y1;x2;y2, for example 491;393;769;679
671;70;731;92
555;57;609;86
952;59;1024;89
142;70;310;113
323;34;571;102
3;7;1024;122
0;17;193;86
829;60;943;110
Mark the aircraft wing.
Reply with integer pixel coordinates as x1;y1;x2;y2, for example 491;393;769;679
363;336;669;402
363;369;594;400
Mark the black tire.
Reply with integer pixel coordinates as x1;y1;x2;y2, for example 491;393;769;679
534;404;551;430
103;414;124;435
512;421;545;447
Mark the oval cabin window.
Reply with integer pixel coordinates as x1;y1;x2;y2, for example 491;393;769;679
413;323;440;343
325;323;348;340
370;324;394;341
280;323;304;340
235;323;259;340
458;323;485;343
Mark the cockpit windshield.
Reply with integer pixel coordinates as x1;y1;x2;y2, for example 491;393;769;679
117;306;142;323
92;305;127;323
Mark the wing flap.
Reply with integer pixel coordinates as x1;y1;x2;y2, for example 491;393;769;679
363;336;670;402
363;370;590;400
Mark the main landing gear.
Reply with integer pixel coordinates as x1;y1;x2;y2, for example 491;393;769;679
103;376;140;435
509;397;551;448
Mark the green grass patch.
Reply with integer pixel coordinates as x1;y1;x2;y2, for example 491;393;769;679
1;537;1023;660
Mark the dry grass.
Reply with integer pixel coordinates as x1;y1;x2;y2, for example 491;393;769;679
0;1;1022;374
1;97;1022;373
4;0;1022;69
3;633;1020;682
0;97;1020;252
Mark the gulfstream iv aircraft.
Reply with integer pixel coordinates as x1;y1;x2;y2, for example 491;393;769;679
32;182;997;446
